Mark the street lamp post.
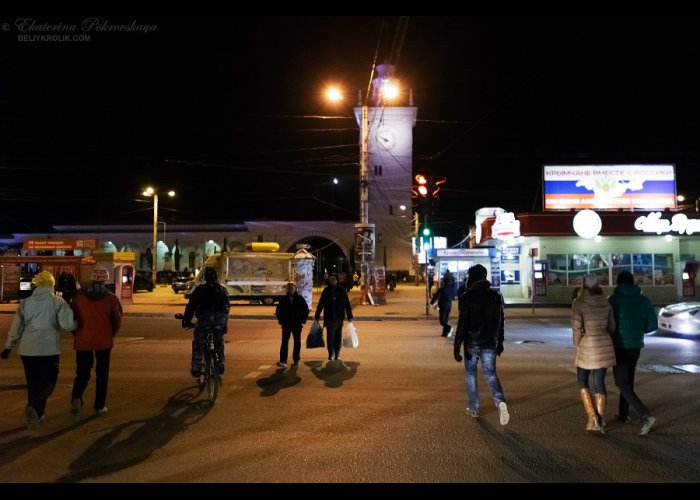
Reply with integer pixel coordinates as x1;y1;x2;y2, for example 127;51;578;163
142;187;175;287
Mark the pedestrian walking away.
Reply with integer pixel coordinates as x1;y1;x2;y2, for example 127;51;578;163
1;271;75;429
69;266;123;417
431;272;455;338
453;264;510;425
571;274;616;434
608;270;658;435
275;281;309;368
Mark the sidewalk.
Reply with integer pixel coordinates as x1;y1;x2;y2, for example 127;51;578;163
0;284;571;321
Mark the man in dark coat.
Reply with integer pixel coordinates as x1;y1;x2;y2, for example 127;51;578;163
314;274;353;362
454;264;510;425
431;272;455;337
608;270;658;435
183;267;230;377
275;282;309;368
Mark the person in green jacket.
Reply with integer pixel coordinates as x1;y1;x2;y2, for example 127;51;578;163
608;271;658;436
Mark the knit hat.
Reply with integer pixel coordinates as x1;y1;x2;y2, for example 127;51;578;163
32;271;55;288
90;266;109;283
583;273;599;289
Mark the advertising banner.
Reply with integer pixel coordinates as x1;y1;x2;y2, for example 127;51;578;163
354;223;375;263
543;164;676;211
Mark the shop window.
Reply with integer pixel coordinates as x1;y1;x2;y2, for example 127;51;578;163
568;270;587;287
568;254;589;287
611;253;631;283
653;254;674;285
569;254;589;272
591;268;610;286
546;254;567;286
632;254;653;285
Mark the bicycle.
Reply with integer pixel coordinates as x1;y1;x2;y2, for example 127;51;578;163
175;313;222;403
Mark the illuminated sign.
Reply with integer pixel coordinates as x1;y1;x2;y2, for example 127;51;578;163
573;209;602;239
543;164;676;211
24;239;100;251
491;212;521;240
436;248;490;258
634;212;700;235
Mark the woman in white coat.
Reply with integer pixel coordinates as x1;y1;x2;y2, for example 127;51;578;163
1;271;75;429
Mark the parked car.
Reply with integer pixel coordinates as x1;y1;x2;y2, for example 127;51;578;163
172;275;194;294
657;302;700;336
134;270;155;292
156;270;179;285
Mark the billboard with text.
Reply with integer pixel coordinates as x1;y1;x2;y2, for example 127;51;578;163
543;164;676;211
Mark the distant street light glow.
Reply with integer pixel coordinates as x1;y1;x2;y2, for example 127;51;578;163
381;81;399;100
327;87;342;102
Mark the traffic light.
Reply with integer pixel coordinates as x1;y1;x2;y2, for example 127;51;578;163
412;174;429;200
411;174;446;200
421;225;431;244
430;177;446;198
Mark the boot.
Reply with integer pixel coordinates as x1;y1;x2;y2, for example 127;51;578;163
579;388;601;432
594;393;606;434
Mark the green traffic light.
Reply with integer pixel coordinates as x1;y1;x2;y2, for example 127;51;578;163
422;227;431;236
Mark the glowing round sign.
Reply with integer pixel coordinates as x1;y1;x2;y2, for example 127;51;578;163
573;209;602;239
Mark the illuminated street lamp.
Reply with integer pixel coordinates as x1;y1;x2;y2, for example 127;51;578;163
141;187;175;286
677;193;700;212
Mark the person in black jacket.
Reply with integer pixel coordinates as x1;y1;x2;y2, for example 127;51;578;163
430;272;455;337
453;264;510;426
275;282;310;368
314;274;353;363
182;267;230;378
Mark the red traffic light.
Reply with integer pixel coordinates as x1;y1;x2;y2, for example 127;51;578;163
412;174;429;198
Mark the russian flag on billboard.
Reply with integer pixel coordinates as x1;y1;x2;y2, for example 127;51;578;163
543;164;676;211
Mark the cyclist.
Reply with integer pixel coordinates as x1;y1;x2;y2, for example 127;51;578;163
182;267;230;378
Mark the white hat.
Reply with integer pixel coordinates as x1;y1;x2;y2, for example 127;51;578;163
583;274;599;289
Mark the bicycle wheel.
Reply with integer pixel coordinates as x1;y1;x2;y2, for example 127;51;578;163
206;352;219;403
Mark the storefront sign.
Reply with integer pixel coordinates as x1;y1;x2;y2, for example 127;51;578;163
501;254;520;264
544;164;676;211
491;212;521;240
437;248;491;257
634;212;700;235
24;238;100;251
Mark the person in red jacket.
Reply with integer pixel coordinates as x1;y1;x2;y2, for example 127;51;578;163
69;266;123;417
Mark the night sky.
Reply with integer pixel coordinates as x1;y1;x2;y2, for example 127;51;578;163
2;16;700;243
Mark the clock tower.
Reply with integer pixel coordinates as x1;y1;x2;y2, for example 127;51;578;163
354;63;417;276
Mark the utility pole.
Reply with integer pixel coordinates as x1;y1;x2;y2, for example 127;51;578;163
152;194;158;287
424;212;430;316
359;104;371;305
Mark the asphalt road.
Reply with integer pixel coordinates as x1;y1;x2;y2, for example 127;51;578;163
0;315;698;483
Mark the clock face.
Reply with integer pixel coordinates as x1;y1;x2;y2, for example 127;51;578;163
375;126;398;150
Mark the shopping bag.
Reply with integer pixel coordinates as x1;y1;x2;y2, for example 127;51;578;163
342;321;359;348
306;320;325;348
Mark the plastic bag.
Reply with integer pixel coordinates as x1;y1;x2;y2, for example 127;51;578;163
306;320;325;349
342;321;359;348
